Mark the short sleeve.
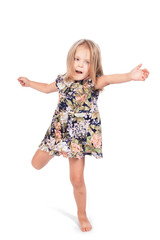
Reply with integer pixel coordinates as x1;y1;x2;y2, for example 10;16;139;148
96;74;101;78
55;75;65;92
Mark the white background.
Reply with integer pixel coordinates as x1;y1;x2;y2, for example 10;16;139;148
0;0;160;239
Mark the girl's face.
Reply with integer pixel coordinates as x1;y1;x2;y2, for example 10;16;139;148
72;45;91;80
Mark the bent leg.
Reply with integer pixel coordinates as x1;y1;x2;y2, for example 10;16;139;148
31;149;54;170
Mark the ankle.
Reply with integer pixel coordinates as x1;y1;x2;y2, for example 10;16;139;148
77;210;86;216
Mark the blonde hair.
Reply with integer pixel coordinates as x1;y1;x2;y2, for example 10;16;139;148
62;39;104;92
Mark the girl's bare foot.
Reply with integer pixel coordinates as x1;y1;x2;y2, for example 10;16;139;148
78;212;92;232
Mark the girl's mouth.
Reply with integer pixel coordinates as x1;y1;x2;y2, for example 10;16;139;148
76;70;83;74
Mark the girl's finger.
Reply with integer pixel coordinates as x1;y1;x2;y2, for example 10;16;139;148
137;63;142;69
143;68;149;74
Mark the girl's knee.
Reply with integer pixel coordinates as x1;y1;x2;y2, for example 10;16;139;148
31;149;53;170
31;158;42;170
70;176;84;188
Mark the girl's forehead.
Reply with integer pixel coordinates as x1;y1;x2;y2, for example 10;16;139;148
75;46;90;58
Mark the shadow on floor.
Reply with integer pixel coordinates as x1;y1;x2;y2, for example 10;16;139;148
53;207;79;227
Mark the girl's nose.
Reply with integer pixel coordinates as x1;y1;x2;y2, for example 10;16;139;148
78;61;83;67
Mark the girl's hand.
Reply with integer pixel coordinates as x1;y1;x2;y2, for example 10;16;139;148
129;64;150;81
17;76;30;87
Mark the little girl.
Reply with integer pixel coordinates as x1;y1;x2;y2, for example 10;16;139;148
17;39;149;232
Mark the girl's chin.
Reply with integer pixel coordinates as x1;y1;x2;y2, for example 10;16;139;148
73;73;89;80
73;75;85;80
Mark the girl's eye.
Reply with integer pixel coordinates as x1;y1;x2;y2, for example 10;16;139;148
74;58;89;64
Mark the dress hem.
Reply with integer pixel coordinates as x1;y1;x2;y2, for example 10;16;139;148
38;146;103;160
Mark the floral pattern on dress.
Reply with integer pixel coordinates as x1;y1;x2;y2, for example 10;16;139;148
38;74;103;159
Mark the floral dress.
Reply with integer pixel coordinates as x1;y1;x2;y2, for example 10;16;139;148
38;74;103;160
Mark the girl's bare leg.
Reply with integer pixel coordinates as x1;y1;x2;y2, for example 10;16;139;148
69;156;92;232
31;149;54;170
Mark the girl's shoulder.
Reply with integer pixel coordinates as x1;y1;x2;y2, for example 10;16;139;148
55;73;72;92
87;74;101;88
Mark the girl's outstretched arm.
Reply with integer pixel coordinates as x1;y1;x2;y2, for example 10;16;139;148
95;64;150;89
17;77;58;93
